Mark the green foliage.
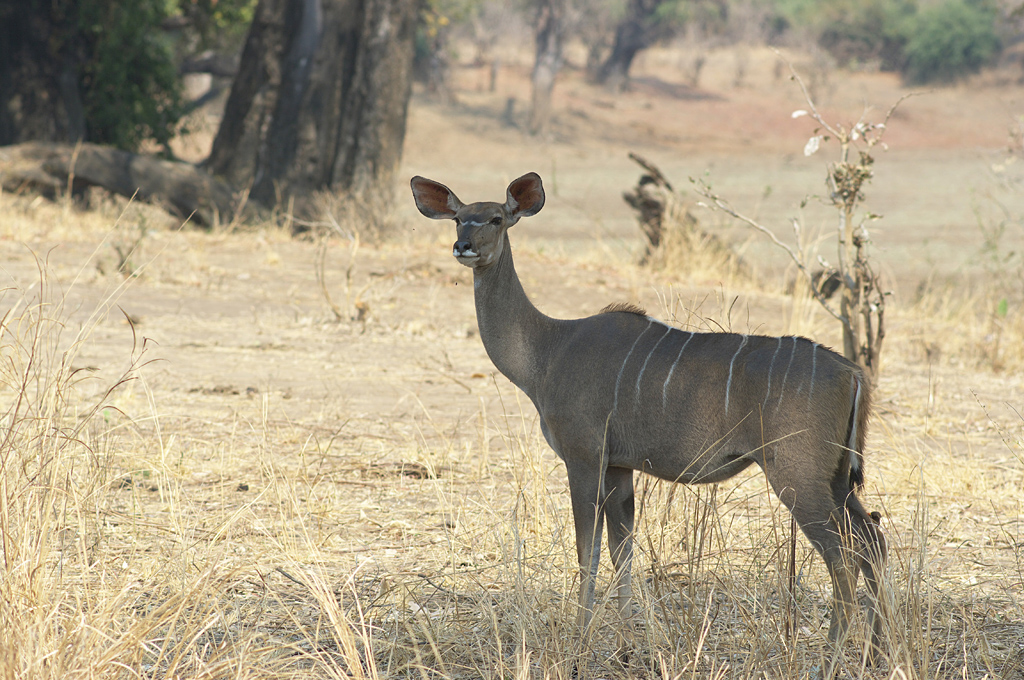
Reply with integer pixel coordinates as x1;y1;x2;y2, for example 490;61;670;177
770;0;818;25
997;297;1009;318
169;0;257;49
809;0;915;70
76;0;185;151
419;0;478;36
48;0;255;152
901;0;1000;84
783;0;1001;83
414;0;482;90
654;0;726;34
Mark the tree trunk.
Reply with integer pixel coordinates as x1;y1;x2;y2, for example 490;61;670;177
529;0;566;136
0;1;88;145
594;0;673;91
205;0;417;211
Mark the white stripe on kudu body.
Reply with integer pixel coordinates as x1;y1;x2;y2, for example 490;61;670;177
636;324;673;405
410;172;887;663
763;336;784;409
776;336;799;413
614;319;653;414
662;331;694;410
809;342;819;403
725;334;748;416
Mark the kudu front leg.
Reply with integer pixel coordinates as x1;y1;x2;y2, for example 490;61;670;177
567;466;605;633
567;464;636;658
604;466;636;656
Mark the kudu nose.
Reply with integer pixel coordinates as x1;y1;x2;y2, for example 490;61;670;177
453;239;476;257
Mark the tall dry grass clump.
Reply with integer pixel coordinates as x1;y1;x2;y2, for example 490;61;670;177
0;259;272;678
0;257;145;675
0;257;248;677
0;255;389;678
906;281;1024;373
643;192;748;284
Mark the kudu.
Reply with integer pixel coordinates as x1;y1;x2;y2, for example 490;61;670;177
411;172;887;658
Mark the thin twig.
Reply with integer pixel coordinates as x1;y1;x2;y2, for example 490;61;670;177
275;567;312;591
692;179;847;325
774;49;839;139
315;234;345;321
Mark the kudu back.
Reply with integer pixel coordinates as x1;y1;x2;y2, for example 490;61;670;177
411;172;887;658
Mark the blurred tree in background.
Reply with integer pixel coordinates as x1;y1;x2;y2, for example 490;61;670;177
206;0;418;210
414;0;485;102
0;0;255;151
776;0;1005;83
594;0;680;90
902;0;1001;84
530;0;570;134
808;0;915;71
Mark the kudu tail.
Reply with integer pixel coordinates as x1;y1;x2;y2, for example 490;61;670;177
846;373;871;491
842;372;886;660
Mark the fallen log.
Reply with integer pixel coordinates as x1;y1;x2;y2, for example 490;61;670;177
0;141;238;227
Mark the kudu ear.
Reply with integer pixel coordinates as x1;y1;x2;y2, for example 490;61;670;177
411;176;465;220
505;172;545;220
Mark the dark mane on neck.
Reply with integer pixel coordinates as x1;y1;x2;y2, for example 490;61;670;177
600;302;647;316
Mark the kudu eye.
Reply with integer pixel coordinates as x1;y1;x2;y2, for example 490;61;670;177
489;216;502;226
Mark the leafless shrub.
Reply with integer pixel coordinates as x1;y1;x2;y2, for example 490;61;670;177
693;56;903;382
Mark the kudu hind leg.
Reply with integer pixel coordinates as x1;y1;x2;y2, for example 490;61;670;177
793;491;887;660
773;481;861;646
847;498;888;663
820;527;860;645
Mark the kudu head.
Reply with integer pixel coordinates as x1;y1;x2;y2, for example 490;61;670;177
410;173;545;268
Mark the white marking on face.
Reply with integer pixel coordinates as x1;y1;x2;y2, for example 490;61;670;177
763;336;783;409
613;320;653;414
776;336;798;413
662;331;695;410
725;334;748;416
636;326;673;404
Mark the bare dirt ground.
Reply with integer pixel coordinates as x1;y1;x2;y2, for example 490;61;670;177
2;46;1023;677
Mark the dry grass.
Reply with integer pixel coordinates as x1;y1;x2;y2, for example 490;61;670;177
642;195;750;287
1;201;1021;679
901;282;1024;375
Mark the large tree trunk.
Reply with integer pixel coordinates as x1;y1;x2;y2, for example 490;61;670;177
205;0;417;210
0;1;88;145
594;0;673;91
529;0;567;136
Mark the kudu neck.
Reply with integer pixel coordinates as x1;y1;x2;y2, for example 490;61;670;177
472;234;555;394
